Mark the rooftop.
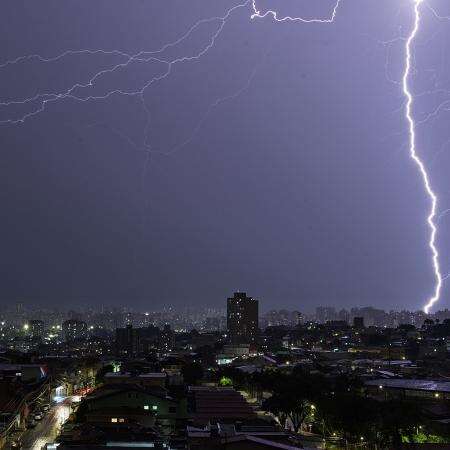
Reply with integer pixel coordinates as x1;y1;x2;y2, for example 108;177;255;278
104;372;166;379
365;379;450;393
190;387;255;423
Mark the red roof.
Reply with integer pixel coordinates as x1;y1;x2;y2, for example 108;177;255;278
191;388;255;422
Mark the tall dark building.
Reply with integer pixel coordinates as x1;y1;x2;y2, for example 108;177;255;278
227;292;258;345
353;316;365;329
116;324;160;356
116;324;140;356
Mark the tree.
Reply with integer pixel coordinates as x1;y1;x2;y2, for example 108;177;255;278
219;376;233;387
217;366;249;390
398;324;416;333
422;318;434;330
250;370;279;400
195;345;216;366
74;399;88;422
181;362;203;386
332;373;363;394
318;393;379;444
377;399;423;449
95;364;113;385
263;393;289;430
262;369;324;433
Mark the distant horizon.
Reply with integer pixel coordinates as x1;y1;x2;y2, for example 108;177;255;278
1;300;449;316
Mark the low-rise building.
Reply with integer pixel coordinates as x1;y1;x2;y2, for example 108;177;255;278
188;387;256;425
104;372;167;388
78;384;188;434
365;378;450;401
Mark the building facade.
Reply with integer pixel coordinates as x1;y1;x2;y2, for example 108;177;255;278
227;292;258;345
29;320;45;339
62;319;88;342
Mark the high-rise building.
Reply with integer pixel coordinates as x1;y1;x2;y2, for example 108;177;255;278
62;319;88;342
159;324;175;352
227;292;258;345
315;307;337;323
29;319;45;339
338;308;350;324
116;324;140;356
353;316;365;329
115;324;160;356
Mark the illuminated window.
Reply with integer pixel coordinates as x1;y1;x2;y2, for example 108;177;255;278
144;405;149;410
111;418;118;423
152;405;158;411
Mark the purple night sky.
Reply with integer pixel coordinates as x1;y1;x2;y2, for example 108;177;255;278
1;0;450;312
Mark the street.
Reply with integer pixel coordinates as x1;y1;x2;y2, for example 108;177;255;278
12;399;72;450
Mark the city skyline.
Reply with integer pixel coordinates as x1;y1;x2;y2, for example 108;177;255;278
0;295;449;448
3;297;450;315
2;295;450;329
2;2;450;448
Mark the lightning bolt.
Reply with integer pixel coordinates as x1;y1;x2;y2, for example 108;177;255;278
403;0;442;314
251;0;341;23
0;0;448;312
252;0;445;313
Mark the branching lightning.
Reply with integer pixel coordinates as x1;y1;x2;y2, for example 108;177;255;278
0;1;251;125
1;0;449;312
251;0;341;23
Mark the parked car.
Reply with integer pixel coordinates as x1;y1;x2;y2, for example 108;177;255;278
42;404;50;412
34;412;43;420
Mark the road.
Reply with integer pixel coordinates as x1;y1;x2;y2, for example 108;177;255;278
20;399;71;450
